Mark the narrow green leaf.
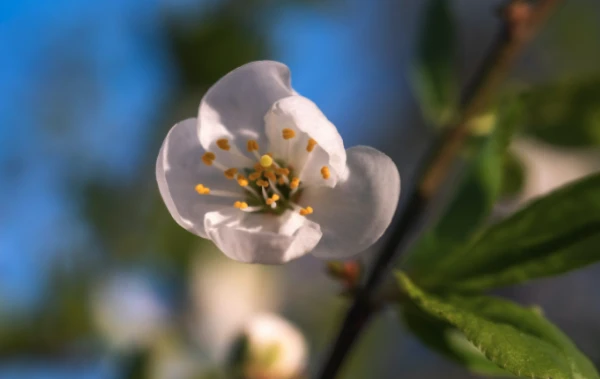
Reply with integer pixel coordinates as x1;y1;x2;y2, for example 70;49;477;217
412;0;457;126
423;173;600;292
404;103;519;274
397;273;600;379
401;302;512;377
522;76;600;147
500;151;526;198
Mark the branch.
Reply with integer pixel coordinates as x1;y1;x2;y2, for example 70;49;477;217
316;1;563;378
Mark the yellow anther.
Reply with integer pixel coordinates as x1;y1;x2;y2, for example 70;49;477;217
290;177;300;189
260;154;273;168
247;139;259;152
216;138;231;151
254;163;265;172
195;184;210;195
237;174;249;187
249;171;262;181
234;201;248;209
306;138;317;152
266;194;280;206
321;166;330;180
282;128;296;140
299;206;313;216
275;167;290;176
256;179;269;188
263;171;276;182
202;152;215;166
278;176;285;185
224;168;238;179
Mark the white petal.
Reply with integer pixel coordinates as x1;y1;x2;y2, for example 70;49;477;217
198;61;295;153
301;146;400;259
156;118;245;239
204;209;322;264
265;95;346;187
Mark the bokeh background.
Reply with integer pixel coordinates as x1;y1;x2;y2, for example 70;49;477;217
1;0;600;378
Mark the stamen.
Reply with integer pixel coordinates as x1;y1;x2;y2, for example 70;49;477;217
290;177;300;189
202;152;215;166
260;154;273;168
256;179;269;188
263;171;276;182
306;138;317;152
236;174;249;187
266;194;280;206
277;176;285;185
247;140;259;152
254;163;265;172
195;184;210;195
216;139;231;151
299;206;313;216
224;168;238;179
249;171;262;181
321;166;330;180
282;128;296;140
275;167;290;176
234;201;249;209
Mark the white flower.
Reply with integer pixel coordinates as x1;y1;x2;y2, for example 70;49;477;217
233;313;307;379
156;61;400;264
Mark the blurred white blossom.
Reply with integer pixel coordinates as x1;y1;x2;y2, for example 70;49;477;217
513;138;600;201
234;313;308;379
91;272;169;350
190;252;282;360
157;61;400;264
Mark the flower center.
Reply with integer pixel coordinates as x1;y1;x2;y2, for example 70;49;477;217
195;130;329;216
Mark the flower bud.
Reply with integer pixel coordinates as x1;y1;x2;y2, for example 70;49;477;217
228;313;307;379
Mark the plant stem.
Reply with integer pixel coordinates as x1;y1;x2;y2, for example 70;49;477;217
316;1;564;378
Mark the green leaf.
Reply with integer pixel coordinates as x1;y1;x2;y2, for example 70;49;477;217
422;173;600;292
397;273;600;379
404;103;519;274
401;302;512;377
522;76;600;147
500;151;526;198
412;0;458;126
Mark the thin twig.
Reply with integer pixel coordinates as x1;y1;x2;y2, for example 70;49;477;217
316;1;563;378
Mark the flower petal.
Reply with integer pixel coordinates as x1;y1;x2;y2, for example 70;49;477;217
204;209;322;264
264;95;346;188
157;118;245;239
301;146;400;259
198;61;295;154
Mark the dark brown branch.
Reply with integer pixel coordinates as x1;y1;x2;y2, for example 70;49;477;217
316;1;563;378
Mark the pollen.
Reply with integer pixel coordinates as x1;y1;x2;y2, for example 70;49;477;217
253;163;265;172
299;206;313;216
247;139;259;152
260;154;273;168
234;201;248;209
256;179;269;187
249;172;262;181
224;168;238;179
290;177;300;189
216;138;231;151
263;171;276;182
236;174;249;187
306;138;317;152
195;184;210;195
275;167;290;176
266;194;280;206
321;166;330;179
282;128;296;140
202;152;215;166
